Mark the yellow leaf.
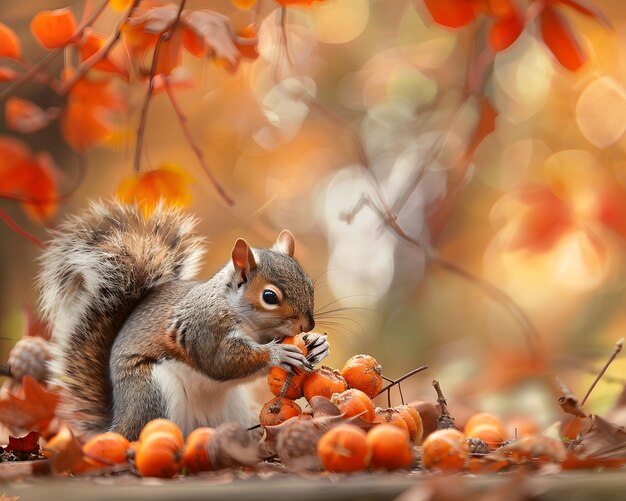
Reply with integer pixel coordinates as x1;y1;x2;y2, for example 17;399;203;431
116;163;193;217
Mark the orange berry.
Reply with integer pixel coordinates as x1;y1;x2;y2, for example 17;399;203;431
464;412;507;439
139;418;184;447
303;365;348;401
331;388;376;422
268;366;306;399
82;432;130;466
340;354;383;398
135;431;182;478
465;424;505;450
283;333;309;357
373;407;410;434
421;428;469;471
317;424;370;472
395;405;424;444
182;427;215;473
366;424;414;470
259;397;302;428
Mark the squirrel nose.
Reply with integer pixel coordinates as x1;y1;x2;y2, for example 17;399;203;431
300;314;315;332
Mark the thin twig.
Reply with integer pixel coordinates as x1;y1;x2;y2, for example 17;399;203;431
376;365;429;396
581;337;624;406
0;0;110;101
163;79;235;205
134;0;187;173
59;0;141;95
0;209;44;248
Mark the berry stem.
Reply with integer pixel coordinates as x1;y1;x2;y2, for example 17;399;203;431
376;365;429;396
433;379;457;429
581;337;623;406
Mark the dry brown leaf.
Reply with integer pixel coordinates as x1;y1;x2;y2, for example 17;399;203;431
127;3;179;33
42;422;84;473
0;376;59;433
498;435;567;463
576;414;626;459
181;10;240;65
207;422;259;469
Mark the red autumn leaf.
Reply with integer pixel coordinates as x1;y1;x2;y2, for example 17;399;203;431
489;12;524;51
79;29;129;79
61;77;125;151
594;186;626;241
0;136;59;222
421;0;477;28
6;431;41;454
5;97;50;134
507;187;573;252
116;163;193;217
0;376;60;433
30;7;78;49
0;68;18;81
0;22;21;60
540;6;586;71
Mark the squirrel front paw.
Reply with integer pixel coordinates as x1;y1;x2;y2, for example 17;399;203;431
302;332;330;366
270;340;314;373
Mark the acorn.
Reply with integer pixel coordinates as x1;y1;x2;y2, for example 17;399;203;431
7;337;51;382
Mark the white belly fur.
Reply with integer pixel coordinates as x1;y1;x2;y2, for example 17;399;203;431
151;359;256;436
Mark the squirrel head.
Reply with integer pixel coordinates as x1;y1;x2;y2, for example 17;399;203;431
230;230;315;340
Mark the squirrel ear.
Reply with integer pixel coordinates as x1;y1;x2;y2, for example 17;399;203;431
273;230;295;257
232;238;257;281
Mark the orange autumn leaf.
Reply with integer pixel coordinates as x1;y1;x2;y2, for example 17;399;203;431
0;376;60;433
276;0;326;5
79;29;129;79
61;77;125;151
30;7;78;49
540;6;586;71
0;136;58;222
489;12;524;51
116;164;193;217
5;97;49;134
155;28;183;76
421;0;477;28
235;25;259;60
111;0;134;12
507;187;573;252
0;22;21;59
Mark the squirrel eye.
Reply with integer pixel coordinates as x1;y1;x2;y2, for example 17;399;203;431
262;289;280;306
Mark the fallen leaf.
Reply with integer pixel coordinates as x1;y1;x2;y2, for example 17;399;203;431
0;376;59;433
43;423;85;474
498;435;567;463
30;8;78;49
5;97;49;134
6;431;41;454
0;23;21;60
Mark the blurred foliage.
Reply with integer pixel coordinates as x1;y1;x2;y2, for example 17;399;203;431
1;0;626;426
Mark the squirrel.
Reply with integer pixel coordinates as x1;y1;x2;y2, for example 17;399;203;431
37;200;329;440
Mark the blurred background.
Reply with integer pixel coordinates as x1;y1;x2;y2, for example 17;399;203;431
2;0;626;430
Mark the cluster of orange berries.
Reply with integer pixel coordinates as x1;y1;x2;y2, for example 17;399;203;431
259;335;424;472
49;419;215;478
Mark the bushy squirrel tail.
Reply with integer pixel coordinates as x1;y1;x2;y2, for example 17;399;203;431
38;200;206;436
